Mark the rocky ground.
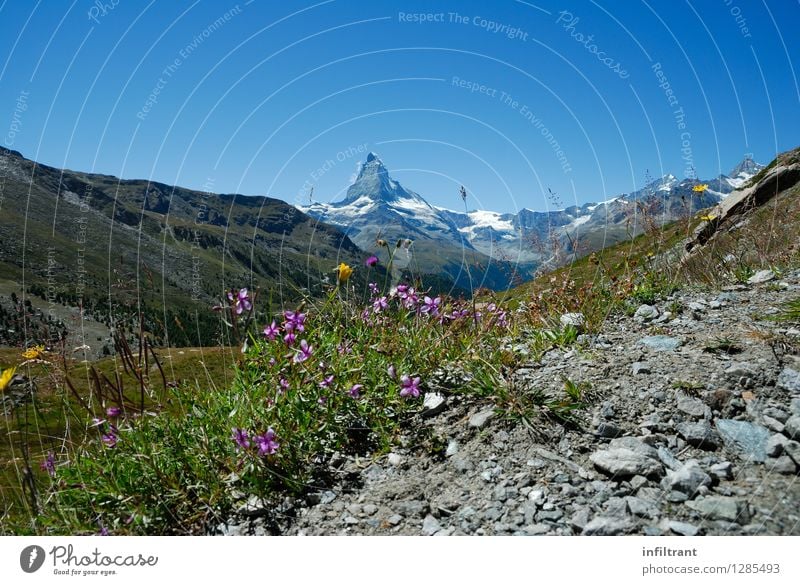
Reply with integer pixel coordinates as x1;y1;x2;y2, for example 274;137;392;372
219;269;800;536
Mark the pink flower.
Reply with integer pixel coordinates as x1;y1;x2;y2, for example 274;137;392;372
228;288;252;315
365;255;379;267
399;375;421;398
263;321;279;340
255;428;279;456
294;339;313;363
349;384;363;399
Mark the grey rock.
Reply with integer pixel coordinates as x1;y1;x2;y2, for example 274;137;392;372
570;509;591;532
634;305;660;322
747;269;775;284
793;399;800;417
422;515;442;535
363;504;378;516
686;496;750;524
784;416;800;440
625;496;660;519
724;362;757;379
590;448;663;478
421;392;447;417
639;335;682;352
394;500;428;517
767;456;797;474
667;520;701;536
525;524;552;535
688;301;706;312
766;433;789;457
445;440;460;457
469;408;495;429
537;509;564;522
343;516;359;526
594;421;623;438
387;514;403;526
784;440;800;465
528;489;546;505
387;453;404;466
777;367;800;394
582;516;635;535
362;464;385;482
632;362;651;375
609;437;660;460
560;312;586;331
709;461;734;481
715;419;771;462
762;415;785;434
630;475;649;491
657;446;682;471
763;407;790;423
662;460;712;495
676;421;720;449
451;456;473;473
677;395;711;419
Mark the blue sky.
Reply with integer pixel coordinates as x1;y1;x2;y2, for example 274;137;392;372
1;0;798;214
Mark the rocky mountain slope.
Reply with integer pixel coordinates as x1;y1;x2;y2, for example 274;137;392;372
221;149;799;537
0;147;369;348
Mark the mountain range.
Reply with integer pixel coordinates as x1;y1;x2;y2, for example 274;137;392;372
299;152;764;279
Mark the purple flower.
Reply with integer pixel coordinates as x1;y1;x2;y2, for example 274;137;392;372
294;339;313;363
255;428;279;456
106;407;121;418
420;296;441;317
101;432;117;448
283;331;296;346
348;384;363;399
319;374;334;388
368;282;379;296
98;526;110;536
283;310;306;333
40;451;56;477
232;427;250;451
365;255;379;267
373;296;388;313
387;364;397;380
278;378;290;393
399;375;421;398
263;321;279;340
228;288;252;315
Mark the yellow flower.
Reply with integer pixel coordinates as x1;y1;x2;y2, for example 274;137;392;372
699;214;716;221
692;184;709;193
21;345;45;360
0;366;17;393
336;262;353;283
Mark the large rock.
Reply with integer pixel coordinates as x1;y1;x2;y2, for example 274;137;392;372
582;516;635;535
777;367;800;395
676;421;720;449
784;416;800;440
677;396;711;419
715;419;770;462
639;335;682;352
661;460;712;495
590;448;663;478
686;496;750;524
747;269;775;284
634;305;659;322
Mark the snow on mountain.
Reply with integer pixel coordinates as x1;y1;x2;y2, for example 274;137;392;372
297;152;764;287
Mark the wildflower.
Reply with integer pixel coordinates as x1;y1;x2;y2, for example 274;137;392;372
365;255;379;267
399;375;421;398
336;262;353;283
254;428;279;456
283;331;296;346
98;526;110;536
41;451;56;477
263;321;280;340
387;364;397;380
699;214;716;221
319;374;334;388
420;296;441;317
283;310;306;332
278;378;290;393
692;184;709;193
106;407;121;418
101;432;117;448
90;417;106;428
0;366;17;393
348;384;363;399
22;345;45;360
337;341;352;355
228;288;252;315
373;296;388;313
232;428;250;451
376;239;388;248
294;339;313;363
368;282;379;296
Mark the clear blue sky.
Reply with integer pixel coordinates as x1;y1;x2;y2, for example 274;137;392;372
1;0;798;214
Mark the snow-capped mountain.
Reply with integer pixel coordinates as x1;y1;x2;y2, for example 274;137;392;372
299;153;764;289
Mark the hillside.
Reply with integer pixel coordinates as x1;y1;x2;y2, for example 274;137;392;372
0;147;371;352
